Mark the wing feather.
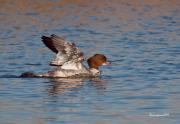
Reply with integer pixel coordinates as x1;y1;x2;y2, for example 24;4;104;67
41;36;58;53
41;34;84;66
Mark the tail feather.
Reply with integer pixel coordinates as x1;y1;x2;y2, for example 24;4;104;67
20;72;37;78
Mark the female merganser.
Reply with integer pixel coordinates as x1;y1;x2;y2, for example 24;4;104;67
20;34;110;78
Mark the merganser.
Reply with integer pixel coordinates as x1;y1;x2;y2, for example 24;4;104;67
20;34;110;78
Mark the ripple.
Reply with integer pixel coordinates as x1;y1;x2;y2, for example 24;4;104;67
0;0;179;124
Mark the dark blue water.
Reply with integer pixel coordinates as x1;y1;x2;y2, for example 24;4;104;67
0;1;180;124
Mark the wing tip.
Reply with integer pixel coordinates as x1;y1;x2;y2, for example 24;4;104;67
41;35;48;40
41;35;59;53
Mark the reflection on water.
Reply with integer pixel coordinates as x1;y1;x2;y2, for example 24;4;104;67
48;78;85;94
0;0;180;124
47;77;106;95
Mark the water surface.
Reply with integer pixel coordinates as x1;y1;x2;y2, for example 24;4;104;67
0;0;180;124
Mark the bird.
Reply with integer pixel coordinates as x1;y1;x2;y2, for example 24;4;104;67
20;34;110;78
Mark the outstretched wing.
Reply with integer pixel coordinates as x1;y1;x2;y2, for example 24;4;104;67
41;34;84;66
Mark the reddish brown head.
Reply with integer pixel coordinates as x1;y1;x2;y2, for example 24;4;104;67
87;54;110;69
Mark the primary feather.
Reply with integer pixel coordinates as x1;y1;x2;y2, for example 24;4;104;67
41;34;84;66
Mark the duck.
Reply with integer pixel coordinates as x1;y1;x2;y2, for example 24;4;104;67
20;34;110;78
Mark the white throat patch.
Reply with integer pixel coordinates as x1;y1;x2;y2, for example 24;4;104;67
90;68;100;76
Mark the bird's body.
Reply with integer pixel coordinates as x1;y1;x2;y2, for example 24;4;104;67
20;34;109;78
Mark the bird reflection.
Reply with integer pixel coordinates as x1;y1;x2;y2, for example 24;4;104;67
47;77;107;95
90;77;107;91
48;78;84;94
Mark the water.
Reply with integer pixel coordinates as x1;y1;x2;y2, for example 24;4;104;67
0;0;180;124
